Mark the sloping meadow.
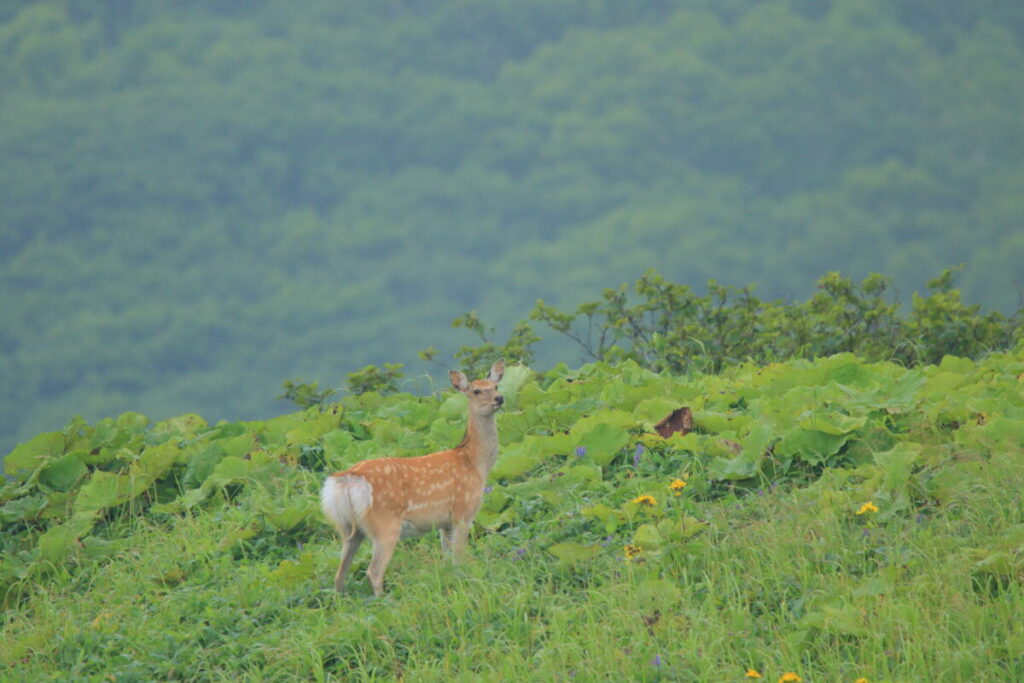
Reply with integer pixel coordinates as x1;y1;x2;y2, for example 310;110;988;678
2;348;1024;680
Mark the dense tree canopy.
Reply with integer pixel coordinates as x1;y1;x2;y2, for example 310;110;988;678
2;0;1022;454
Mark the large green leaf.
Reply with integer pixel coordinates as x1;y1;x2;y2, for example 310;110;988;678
4;432;64;477
264;501;316;532
284;410;341;446
150;413;208;440
708;455;758;481
775;428;847;465
497;364;533;404
206;455;259;487
490;441;544;479
798;413;867;435
0;494;48;524
547;542;600;565
267;551;317;586
632;523;665;550
873;443;920;491
74;471;132;516
38;455;87;492
576;423;630;467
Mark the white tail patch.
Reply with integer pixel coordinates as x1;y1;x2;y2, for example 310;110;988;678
320;474;373;533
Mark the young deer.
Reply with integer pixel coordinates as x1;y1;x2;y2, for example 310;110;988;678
320;359;505;596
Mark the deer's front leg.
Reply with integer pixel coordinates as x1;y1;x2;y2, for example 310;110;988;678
448;521;471;562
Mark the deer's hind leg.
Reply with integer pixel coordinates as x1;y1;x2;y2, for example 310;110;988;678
334;524;364;593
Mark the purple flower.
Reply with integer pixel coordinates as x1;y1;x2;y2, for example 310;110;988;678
483;486;493;494
515;548;526;557
600;535;613;547
575;446;587;457
650;654;662;667
633;443;644;467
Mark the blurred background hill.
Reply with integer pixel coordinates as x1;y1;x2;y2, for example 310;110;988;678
2;0;1022;454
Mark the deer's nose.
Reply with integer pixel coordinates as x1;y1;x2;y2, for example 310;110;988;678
494;395;504;406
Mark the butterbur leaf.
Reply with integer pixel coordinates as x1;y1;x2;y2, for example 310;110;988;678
205;456;258;487
582;503;624;533
939;355;975;374
268;551;317;586
800;604;867;637
0;494;48;523
116;412;150;433
38;455;87;492
798;413;867;435
547;542;600;564
490;446;543;480
264;501;315;532
776;429;847;465
182;444;226;489
497;363;532;403
4;432;65;477
476;507;516;531
633;523;665;550
75;471;130;515
37;524;79;564
873;443;920;490
577;423;630;467
135;442;182;481
708;455;757;481
218;522;261;550
151;413;208;440
635;578;682;609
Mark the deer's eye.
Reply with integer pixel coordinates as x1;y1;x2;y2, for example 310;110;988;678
473;389;482;395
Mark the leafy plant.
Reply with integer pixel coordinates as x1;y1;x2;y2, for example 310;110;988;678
277;379;338;410
420;311;540;378
3;342;1024;679
343;363;406;395
523;267;1022;375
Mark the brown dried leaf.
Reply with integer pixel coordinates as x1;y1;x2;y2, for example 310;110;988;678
654;406;693;438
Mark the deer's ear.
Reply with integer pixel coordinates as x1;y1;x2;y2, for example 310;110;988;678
450;370;470;392
488;359;505;384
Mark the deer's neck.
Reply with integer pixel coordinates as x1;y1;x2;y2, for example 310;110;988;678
461;412;499;480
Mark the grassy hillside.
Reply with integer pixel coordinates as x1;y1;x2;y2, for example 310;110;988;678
3;347;1023;680
3;0;1024;454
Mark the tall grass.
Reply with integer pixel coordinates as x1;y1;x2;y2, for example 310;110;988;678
4;448;1022;681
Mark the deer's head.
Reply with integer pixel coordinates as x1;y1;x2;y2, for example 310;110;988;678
450;359;505;418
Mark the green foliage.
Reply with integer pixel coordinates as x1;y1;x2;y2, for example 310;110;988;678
422;311;540;378
277;378;337;410
527;267;1022;374
343;363;405;395
4;344;1024;678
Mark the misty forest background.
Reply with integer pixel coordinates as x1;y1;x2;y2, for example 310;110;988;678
2;0;1023;457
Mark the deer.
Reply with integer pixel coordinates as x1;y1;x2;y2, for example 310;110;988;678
320;359;505;596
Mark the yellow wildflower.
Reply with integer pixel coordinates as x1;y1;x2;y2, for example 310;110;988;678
856;501;879;515
623;544;642;560
853;678;870;683
632;494;656;506
669;479;688;495
745;668;762;678
778;673;802;683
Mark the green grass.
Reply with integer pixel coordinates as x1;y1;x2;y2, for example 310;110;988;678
3;350;1024;681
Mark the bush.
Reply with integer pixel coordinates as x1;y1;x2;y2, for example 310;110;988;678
440;266;1021;376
